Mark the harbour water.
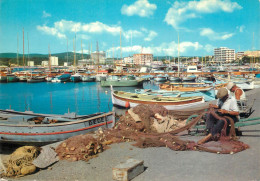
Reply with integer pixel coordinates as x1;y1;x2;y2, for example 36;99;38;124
0;81;158;115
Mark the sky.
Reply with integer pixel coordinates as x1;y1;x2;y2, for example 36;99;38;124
0;0;259;57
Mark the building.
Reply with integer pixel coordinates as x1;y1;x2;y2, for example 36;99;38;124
50;56;59;66
27;61;34;67
214;47;235;62
123;56;134;64
133;53;153;65
41;61;49;67
244;50;260;57
64;62;72;66
236;52;245;60
91;51;106;64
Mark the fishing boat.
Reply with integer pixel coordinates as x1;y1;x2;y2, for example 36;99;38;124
135;88;216;102
101;75;143;87
51;73;71;83
81;75;96;82
0;74;7;83
168;76;182;82
0;109;115;145
111;87;205;110
27;76;46;83
154;74;167;82
6;74;19;82
70;73;82;82
159;82;227;92
182;75;197;82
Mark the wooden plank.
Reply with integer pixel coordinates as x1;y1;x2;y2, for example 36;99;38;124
112;159;144;181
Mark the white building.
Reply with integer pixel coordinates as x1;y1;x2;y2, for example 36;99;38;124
41;61;49;67
50;56;59;66
133;53;153;65
64;62;72;66
236;52;244;60
214;47;235;62
91;51;106;64
123;56;134;64
27;61;34;67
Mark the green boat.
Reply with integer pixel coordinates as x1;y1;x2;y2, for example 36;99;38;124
6;74;19;82
0;75;7;83
101;75;143;87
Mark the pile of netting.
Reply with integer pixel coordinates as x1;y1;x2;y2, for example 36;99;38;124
1;146;40;177
55;104;249;162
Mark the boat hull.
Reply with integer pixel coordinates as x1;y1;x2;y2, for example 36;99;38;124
101;80;143;87
0;111;115;145
111;90;205;110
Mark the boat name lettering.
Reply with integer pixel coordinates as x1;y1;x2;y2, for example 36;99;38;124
89;118;104;126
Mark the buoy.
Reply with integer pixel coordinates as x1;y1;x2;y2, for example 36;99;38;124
105;91;108;94
125;102;130;108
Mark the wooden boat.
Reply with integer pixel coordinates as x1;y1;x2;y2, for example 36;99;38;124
6;74;19;82
0;109;115;145
27;76;46;83
182;75;196;82
81;75;96;82
154;74;167;82
159;82;227;92
111;87;205;110
168;76;182;82
135;88;216;102
51;73;71;83
70;73;82;82
0;75;7;83
101;75;143;87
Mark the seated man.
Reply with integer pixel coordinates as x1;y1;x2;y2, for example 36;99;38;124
226;82;246;101
198;88;239;144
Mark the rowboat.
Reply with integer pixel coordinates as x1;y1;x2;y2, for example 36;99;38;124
111;86;205;110
159;82;227;92
0;109;115;145
101;75;143;87
27;76;46;83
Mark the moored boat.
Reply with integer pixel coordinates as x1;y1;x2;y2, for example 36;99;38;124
0;109;115;145
101;75;143;87
111;87;205;110
71;73;82;82
27;76;46;83
6;74;19;82
81;75;96;82
0;75;7;83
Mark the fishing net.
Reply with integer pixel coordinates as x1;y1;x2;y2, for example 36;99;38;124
1;146;40;177
55;104;249;162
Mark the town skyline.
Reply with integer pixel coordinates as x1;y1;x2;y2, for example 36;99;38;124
0;0;259;57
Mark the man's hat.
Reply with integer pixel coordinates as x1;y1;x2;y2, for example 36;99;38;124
217;88;228;99
227;82;235;90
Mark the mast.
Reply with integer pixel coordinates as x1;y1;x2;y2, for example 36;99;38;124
48;44;51;71
81;39;83;60
23;28;25;68
27;32;29;66
120;30;122;60
73;37;76;67
178;32;180;76
17;33;19;66
67;38;69;65
96;41;99;72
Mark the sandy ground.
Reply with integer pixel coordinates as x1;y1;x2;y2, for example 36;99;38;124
1;88;260;181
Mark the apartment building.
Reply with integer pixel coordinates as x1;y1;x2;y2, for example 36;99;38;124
133;53;153;65
214;47;235;62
